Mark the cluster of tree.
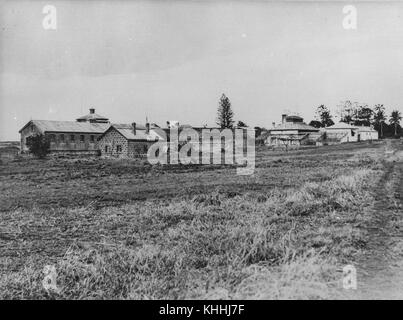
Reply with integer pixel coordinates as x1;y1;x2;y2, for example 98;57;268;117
309;101;402;138
308;105;334;128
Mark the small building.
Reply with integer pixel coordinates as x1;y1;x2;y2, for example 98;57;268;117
357;126;379;141
263;114;320;148
324;122;378;143
324;122;359;143
19;108;110;154
97;123;163;158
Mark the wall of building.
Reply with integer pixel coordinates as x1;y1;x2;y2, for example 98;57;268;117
358;130;379;141
46;132;101;151
128;141;156;158
325;129;358;143
20;123;103;153
20;123;42;152
98;129;129;158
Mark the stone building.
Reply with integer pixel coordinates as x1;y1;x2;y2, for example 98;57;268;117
19;108;110;154
97;123;164;158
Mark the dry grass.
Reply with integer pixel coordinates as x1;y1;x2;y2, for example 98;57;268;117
0;141;386;299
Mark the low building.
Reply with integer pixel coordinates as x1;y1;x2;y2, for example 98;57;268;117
357;126;379;141
19;108;110;154
324;122;378;143
97;123;163;158
263;114;320;148
324;122;359;143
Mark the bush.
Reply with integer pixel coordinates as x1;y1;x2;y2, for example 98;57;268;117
26;134;50;158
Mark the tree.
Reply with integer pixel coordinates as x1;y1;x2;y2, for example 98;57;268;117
339;100;356;124
389;110;402;137
26;134;50;158
309;120;322;128
354;104;373;126
315;104;334;127
254;126;263;138
372;104;386;138
216;94;234;129
237;120;247;127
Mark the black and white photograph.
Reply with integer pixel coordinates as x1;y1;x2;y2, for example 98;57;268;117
1;0;403;307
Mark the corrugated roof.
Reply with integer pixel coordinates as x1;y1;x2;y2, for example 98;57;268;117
357;126;377;132
107;124;159;141
20;120;110;134
270;122;319;132
326;122;358;130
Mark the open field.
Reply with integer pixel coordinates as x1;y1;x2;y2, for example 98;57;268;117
1;140;402;299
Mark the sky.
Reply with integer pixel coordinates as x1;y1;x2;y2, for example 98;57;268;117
1;0;403;140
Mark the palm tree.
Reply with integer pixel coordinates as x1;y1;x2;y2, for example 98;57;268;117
389;110;402;136
373;104;386;138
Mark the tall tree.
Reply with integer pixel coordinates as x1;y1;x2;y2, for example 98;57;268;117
373;104;386;138
216;94;234;128
316;104;334;127
389;110;402;136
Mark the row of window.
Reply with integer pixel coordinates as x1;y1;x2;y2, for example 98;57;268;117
104;145;122;153
48;134;96;143
103;145;148;154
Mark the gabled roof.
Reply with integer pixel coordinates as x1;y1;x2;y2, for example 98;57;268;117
19;120;110;134
326;122;358;130
99;124;160;141
357;126;378;132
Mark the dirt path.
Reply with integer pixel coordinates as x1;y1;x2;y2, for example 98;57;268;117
354;141;403;299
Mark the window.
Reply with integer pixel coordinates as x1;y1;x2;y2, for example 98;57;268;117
90;135;95;143
105;146;109;153
60;134;65;142
80;135;85;142
70;135;75;142
116;145;122;153
49;134;56;142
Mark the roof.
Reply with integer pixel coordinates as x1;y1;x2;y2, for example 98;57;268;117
76;111;109;122
326;122;358;130
100;124;159;141
19;120;110;134
357;126;377;132
269;122;319;132
268;133;309;141
285;115;303;122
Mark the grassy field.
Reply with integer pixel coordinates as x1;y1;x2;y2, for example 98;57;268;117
0;141;393;299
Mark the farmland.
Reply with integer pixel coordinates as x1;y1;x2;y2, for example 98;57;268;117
1;140;402;299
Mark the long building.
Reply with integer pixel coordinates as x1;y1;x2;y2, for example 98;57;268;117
19;108;110;154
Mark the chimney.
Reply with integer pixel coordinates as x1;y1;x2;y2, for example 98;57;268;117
89;108;95;114
146;123;150;134
166;121;170;128
282;114;287;124
131;122;136;135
